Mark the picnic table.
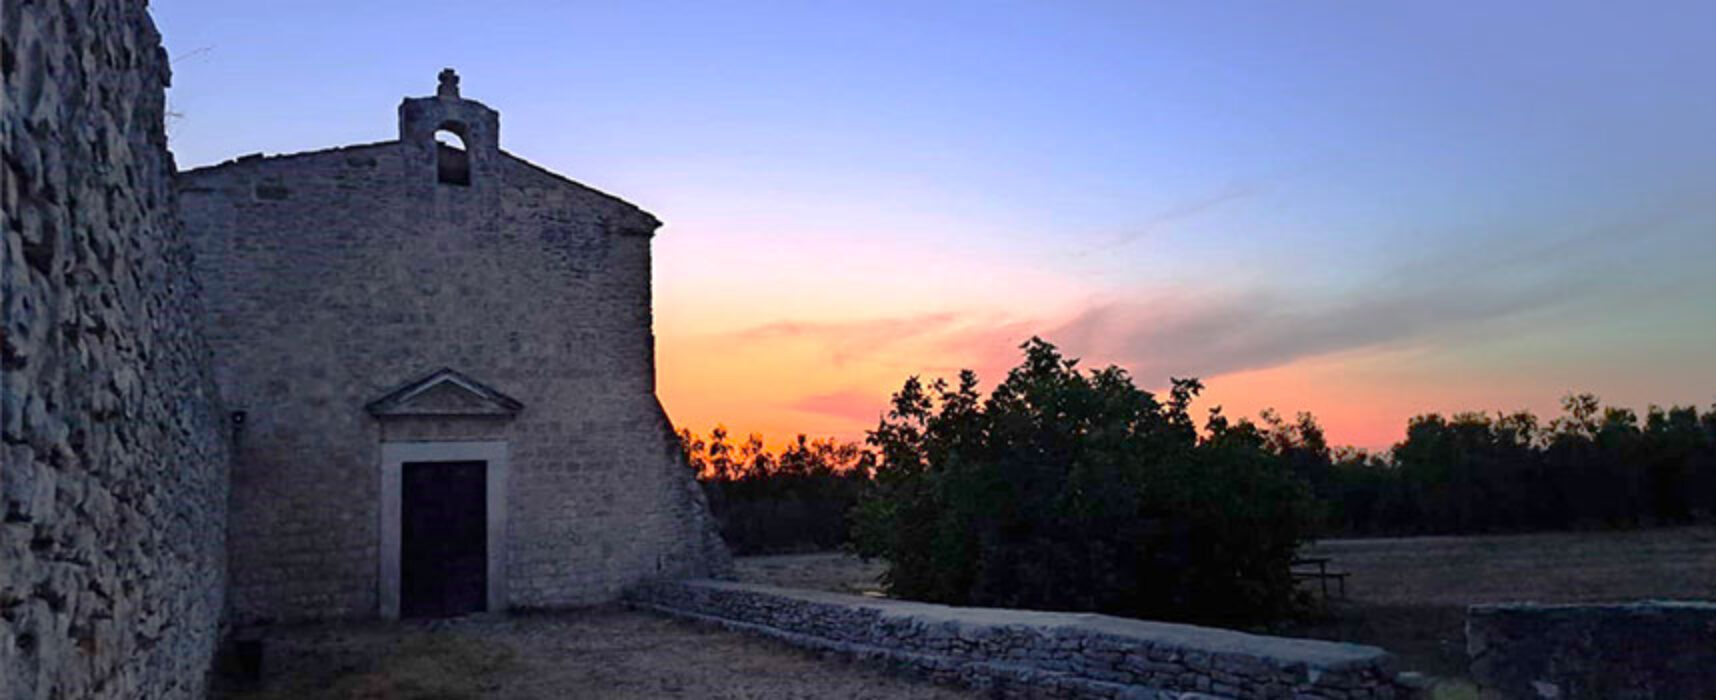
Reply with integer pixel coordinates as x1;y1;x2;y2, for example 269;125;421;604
1290;556;1349;600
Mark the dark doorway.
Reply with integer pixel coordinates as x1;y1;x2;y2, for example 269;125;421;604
401;460;487;618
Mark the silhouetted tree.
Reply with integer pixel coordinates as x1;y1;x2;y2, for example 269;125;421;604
1316;394;1716;536
682;353;1716;574
850;338;1317;625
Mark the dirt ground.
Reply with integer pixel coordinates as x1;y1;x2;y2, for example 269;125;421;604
215;607;974;700
222;527;1715;698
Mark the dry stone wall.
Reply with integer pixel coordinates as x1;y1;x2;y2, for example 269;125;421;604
1467;601;1716;699
629;580;1405;699
1;2;230;698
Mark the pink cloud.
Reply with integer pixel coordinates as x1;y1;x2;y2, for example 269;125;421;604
732;312;962;366
787;389;888;425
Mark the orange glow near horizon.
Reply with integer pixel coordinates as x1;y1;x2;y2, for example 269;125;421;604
652;217;1716;456
655;334;1431;453
658;321;1716;455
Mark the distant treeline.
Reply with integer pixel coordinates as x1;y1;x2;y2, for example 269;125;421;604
1311;395;1716;535
678;427;873;555
682;393;1716;553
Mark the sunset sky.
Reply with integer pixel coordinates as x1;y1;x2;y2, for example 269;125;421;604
156;1;1716;450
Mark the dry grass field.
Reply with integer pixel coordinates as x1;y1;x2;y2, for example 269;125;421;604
214;607;974;700
1279;526;1716;679
1304;526;1716;605
734;552;889;596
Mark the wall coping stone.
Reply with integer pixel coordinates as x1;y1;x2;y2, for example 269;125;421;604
1470;599;1716;613
629;579;1404;699
694;579;1385;668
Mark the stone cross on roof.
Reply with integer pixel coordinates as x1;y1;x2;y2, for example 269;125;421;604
437;68;460;99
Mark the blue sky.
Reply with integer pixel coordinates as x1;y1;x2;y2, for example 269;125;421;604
155;1;1716;447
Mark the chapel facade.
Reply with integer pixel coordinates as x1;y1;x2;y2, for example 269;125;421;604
175;70;729;623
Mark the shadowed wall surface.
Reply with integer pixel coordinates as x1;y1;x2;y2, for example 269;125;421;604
1;1;230;697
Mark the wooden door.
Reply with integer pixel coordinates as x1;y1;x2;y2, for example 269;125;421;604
400;460;488;618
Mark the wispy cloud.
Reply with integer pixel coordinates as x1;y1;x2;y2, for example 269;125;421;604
724;311;1039;375
731;312;963;366
1074;181;1265;256
789;389;889;424
1054;200;1712;382
720;198;1706;392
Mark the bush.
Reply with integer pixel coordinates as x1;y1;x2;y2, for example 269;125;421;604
850;338;1317;624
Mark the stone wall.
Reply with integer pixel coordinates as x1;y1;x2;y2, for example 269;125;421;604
176;84;727;624
1467;601;1716;699
1;2;230;698
629;580;1404;699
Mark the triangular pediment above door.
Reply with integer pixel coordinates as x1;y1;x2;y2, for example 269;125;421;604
366;367;524;418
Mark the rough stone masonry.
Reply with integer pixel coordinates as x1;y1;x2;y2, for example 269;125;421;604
176;65;730;627
629;580;1407;700
2;2;230;698
4;1;727;696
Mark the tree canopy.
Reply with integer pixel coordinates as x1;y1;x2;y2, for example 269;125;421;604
850;338;1317;624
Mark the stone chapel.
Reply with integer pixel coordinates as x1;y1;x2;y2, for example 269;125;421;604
174;70;729;623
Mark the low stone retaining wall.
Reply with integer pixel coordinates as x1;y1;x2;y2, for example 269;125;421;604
627;579;1402;699
1467;601;1716;699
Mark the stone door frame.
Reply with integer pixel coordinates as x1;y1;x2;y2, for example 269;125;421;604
379;440;508;619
